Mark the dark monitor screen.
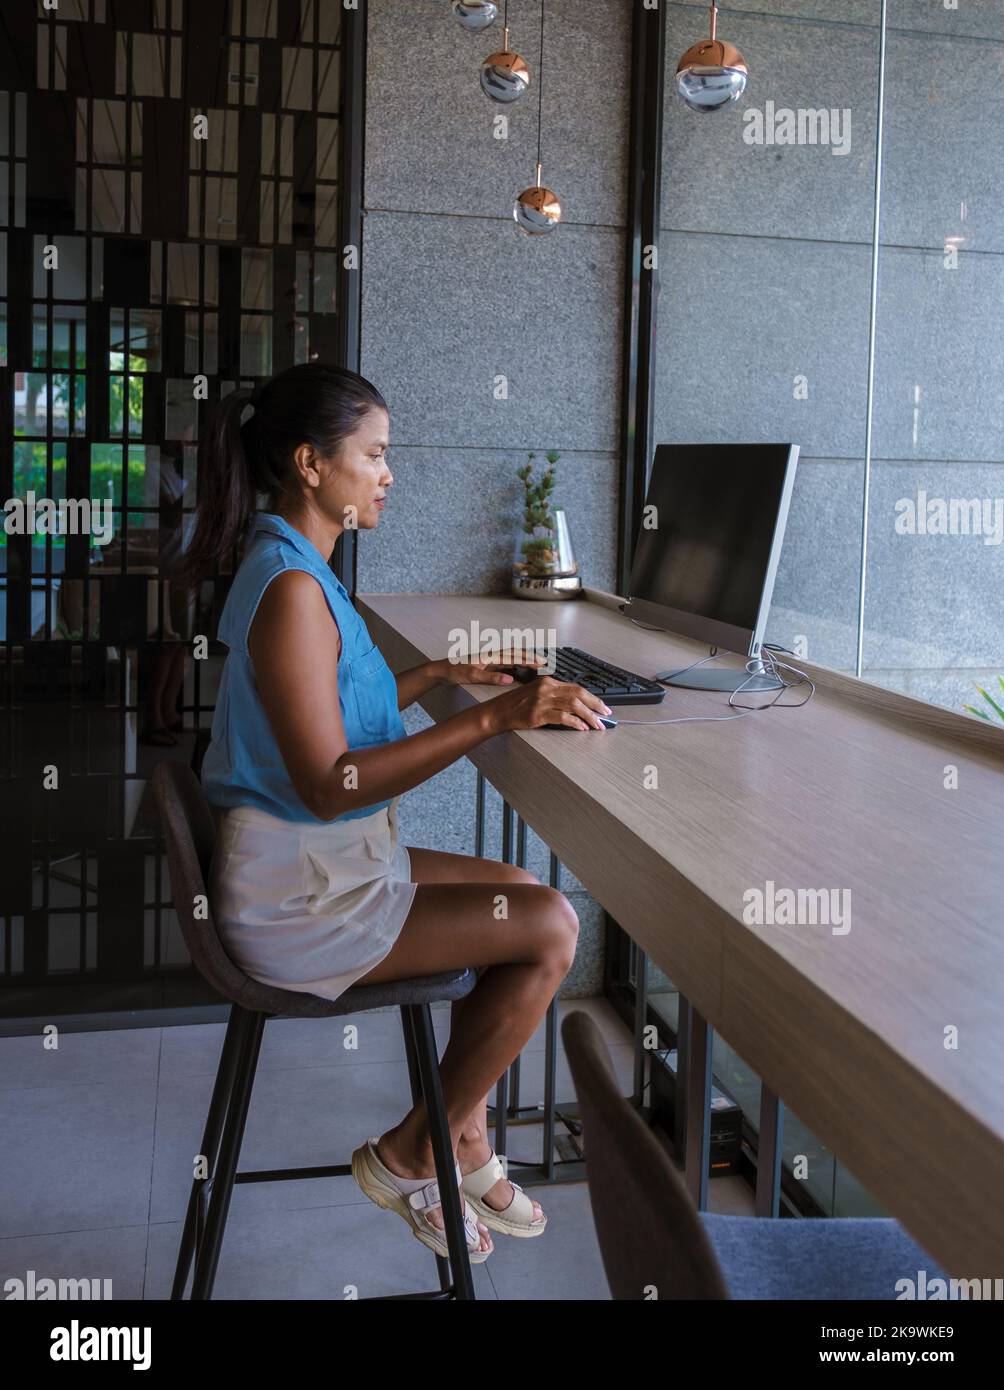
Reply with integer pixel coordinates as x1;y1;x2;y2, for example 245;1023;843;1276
629;443;794;634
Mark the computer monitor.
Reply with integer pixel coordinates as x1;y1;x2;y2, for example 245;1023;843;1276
625;442;799;692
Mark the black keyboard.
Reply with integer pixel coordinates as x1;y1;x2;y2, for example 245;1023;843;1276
509;646;666;705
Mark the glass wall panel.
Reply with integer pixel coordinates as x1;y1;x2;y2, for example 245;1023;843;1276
866;15;1004;715
655;0;888;1218
657;0;1003;701
646;0;1004;1219
658;0;880;672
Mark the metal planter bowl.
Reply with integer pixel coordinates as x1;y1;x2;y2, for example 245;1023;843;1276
511;571;582;600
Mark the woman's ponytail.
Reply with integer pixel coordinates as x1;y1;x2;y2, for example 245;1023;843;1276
174;387;257;596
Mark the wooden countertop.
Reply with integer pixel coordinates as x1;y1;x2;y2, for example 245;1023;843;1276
358;588;1004;1278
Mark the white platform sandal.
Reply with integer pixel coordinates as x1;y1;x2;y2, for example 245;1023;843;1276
351;1137;492;1262
461;1148;548;1237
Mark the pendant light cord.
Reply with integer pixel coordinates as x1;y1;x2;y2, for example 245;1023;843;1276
536;0;545;170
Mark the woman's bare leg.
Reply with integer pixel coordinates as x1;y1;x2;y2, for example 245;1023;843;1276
406;846;548;1223
352;873;578;1248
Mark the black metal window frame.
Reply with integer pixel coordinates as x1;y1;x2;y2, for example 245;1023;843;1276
617;0;664;598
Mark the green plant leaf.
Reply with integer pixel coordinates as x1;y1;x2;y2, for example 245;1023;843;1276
975;684;1004;721
964;679;1004;724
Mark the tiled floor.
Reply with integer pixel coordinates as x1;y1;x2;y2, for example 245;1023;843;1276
0;997;753;1300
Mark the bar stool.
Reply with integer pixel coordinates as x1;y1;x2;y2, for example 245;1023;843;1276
562;1009;950;1299
151;760;479;1301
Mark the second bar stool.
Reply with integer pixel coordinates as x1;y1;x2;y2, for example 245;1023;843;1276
152;760;480;1301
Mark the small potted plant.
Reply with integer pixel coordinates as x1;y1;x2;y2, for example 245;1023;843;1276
511;450;581;600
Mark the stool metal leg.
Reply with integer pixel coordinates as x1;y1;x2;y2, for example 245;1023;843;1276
507;1054;521;1115
474;771;486;859
542;995;558;1180
399;1003;422;1104
515;815;526;868
495;801;516;1144
400;1005;452;1291
407;1003;476;1300
542;849;560;1178
633;946;648;1107
678;996;712;1212
171;1006;245;1299
755;1087;785;1217
506;816;528;1114
487;848;581;1183
493;1066;509;1155
501;799;514;865
190;1007;267;1300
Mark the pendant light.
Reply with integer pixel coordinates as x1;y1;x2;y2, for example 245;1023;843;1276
676;2;748;112
513;1;561;234
480;0;530;103
451;1;498;31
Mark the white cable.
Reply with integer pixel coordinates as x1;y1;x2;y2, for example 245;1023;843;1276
612;647;815;726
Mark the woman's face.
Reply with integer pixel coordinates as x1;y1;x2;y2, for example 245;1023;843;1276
319;405;393;532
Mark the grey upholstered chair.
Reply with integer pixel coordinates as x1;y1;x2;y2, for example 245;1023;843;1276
152;759;479;1301
561;1009;949;1300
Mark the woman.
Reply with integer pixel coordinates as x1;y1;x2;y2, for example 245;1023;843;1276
177;363;612;1263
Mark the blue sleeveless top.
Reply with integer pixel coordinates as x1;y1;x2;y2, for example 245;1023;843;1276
200;511;406;823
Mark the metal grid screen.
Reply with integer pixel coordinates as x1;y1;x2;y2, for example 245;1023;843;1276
0;0;349;1018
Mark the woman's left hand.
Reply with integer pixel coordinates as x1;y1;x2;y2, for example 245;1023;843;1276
430;653;547;687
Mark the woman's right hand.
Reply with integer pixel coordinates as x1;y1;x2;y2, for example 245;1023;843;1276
486;676;613;733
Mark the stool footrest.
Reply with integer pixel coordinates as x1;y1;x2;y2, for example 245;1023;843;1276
234;1163;352;1184
363;1289;458;1301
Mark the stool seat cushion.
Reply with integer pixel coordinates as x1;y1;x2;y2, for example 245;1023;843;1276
264;968;478;1018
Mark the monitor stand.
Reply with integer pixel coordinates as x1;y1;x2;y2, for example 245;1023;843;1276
655;658;783;694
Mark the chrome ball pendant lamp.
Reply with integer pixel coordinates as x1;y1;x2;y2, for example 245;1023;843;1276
451;1;499;32
480;24;530;102
514;163;562;234
513;2;561;234
676;2;748;112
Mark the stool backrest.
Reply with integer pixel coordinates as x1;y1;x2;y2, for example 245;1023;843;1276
561;1009;730;1301
151;760;261;1008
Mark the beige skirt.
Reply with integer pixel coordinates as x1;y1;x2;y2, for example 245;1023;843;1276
208;796;418;1002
